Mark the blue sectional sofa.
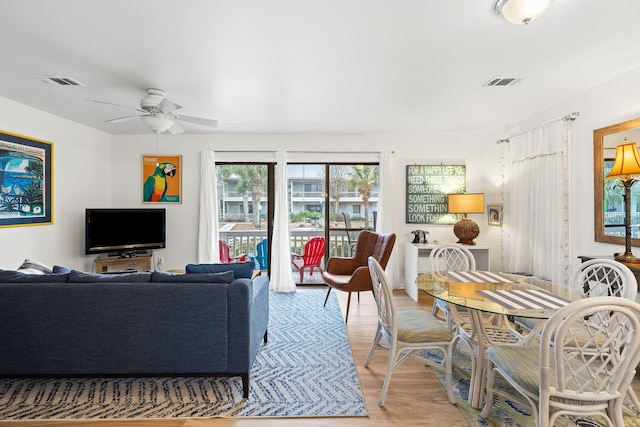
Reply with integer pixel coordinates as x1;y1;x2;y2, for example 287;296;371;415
0;262;269;398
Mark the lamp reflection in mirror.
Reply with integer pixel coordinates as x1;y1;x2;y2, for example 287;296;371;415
605;139;640;263
495;0;552;25
448;193;484;245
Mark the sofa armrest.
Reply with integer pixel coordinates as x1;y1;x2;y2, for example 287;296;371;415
227;276;270;374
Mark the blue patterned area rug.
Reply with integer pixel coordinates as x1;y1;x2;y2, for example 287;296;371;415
0;290;367;420
431;345;640;426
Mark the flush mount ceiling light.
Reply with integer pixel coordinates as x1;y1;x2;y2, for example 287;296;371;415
495;0;552;25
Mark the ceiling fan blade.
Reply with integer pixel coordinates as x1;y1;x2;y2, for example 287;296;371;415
167;122;185;135
105;115;143;124
156;98;182;114
87;99;145;113
174;115;218;128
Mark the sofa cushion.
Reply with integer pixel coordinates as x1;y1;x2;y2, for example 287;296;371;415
151;270;235;283
185;261;254;279
68;270;152;283
0;270;69;283
17;259;53;275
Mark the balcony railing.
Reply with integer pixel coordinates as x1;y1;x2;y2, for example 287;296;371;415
219;229;355;269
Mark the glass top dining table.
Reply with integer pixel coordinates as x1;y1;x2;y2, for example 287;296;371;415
416;270;585;319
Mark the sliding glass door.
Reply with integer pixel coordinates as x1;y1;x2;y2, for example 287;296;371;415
287;163;379;284
214;161;379;284
216;163;274;271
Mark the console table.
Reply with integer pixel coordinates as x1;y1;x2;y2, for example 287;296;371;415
404;243;490;301
577;255;640;292
95;255;152;273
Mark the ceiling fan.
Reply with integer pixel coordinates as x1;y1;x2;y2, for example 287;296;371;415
89;88;218;134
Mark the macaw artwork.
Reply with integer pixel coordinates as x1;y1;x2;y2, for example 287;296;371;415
142;155;182;203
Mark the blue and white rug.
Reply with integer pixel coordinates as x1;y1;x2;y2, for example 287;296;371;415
0;290;367;419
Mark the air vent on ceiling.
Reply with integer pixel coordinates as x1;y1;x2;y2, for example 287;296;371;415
482;77;522;87
34;75;86;87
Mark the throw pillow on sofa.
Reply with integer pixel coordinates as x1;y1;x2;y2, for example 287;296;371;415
53;265;72;274
16;259;53;275
185;261;254;279
151;270;235;283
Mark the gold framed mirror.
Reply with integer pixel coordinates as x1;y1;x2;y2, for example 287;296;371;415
594;117;640;246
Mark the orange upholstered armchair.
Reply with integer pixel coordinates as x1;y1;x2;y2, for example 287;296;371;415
322;230;396;322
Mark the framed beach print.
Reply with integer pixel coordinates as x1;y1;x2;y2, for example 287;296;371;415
0;131;53;227
142;154;182;203
487;204;503;226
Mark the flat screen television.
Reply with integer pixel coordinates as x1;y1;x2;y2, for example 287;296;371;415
85;208;166;255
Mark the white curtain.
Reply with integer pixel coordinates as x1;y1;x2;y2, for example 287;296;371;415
197;150;220;263
378;151;399;285
502;118;572;284
270;150;296;292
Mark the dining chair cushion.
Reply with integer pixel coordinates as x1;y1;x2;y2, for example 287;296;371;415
487;346;614;406
397;310;453;343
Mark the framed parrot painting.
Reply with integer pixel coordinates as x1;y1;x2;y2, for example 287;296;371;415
142;155;182;203
0;130;53;227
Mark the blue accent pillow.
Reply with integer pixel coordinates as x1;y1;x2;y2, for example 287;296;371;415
151;270;234;283
53;265;72;274
68;270;152;283
185;261;254;279
0;270;69;283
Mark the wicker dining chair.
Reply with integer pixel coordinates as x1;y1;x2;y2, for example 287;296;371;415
429;244;476;330
514;258;640;413
364;256;456;406
481;296;640;427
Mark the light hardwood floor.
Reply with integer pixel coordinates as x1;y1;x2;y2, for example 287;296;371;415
2;287;639;427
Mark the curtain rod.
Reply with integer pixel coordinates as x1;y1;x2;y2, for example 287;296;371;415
208;150;388;154
496;111;580;144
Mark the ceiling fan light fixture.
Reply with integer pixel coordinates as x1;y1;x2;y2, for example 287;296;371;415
140;88;167;111
495;0;551;25
141;115;173;134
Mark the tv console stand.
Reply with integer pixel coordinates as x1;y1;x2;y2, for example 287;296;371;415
95;254;152;273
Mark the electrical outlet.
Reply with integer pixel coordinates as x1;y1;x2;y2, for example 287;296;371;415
157;257;164;266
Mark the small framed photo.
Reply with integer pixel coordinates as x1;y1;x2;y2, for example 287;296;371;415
487;204;503;226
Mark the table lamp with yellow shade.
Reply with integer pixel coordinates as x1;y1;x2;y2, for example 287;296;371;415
605;139;640;263
448;193;485;245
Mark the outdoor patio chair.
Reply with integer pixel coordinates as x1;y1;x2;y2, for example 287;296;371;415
219;240;247;263
249;239;268;270
291;237;325;284
342;211;360;256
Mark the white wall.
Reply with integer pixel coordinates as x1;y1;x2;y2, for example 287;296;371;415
0;96;112;271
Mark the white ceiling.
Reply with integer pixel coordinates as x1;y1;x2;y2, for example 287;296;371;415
1;0;640;135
